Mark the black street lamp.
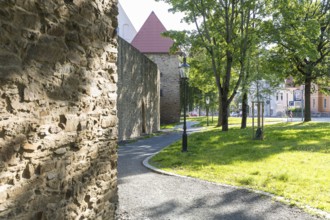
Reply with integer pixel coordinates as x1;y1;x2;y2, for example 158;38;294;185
179;57;190;152
206;96;210;126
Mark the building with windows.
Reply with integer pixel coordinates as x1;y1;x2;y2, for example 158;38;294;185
310;85;330;117
249;79;330;118
249;80;296;117
282;83;330;117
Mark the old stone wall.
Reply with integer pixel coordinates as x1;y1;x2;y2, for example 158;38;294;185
0;1;118;219
117;38;160;141
146;54;180;124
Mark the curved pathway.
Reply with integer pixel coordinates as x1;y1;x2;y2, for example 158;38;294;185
116;122;322;220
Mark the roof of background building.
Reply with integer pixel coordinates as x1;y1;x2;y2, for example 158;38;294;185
131;11;173;54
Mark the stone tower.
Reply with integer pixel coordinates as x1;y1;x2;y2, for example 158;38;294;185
131;12;180;124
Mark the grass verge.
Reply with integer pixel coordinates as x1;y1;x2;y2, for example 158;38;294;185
149;122;330;213
160;122;182;129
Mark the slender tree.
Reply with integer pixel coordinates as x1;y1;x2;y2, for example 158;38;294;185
264;0;330;121
239;0;260;129
188;50;219;118
159;0;264;131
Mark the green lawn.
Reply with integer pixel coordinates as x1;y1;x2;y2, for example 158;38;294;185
187;116;285;127
160;122;182;129
150;122;330;213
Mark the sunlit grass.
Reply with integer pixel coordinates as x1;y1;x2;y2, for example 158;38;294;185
160;122;182;129
187;116;285;127
150;122;330;213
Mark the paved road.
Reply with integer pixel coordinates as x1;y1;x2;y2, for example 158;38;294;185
116;122;323;220
284;117;330;122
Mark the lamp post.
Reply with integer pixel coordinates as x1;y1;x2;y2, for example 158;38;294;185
206;96;210;126
179;57;190;152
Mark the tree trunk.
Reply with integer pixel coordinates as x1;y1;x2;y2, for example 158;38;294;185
304;77;312;122
221;96;229;131
241;92;248;129
217;94;223;127
221;49;233;131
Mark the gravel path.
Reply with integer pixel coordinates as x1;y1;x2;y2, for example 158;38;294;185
116;122;323;220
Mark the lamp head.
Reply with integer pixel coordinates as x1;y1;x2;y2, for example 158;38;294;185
179;57;190;79
206;96;210;105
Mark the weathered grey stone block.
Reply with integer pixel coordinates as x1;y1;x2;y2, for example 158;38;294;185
14;11;40;30
0;53;21;68
27;43;65;63
39;161;57;175
47;24;66;36
47;172;58;180
23;163;34;179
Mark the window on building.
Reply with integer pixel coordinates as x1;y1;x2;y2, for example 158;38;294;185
313;99;315;108
280;93;283;101
324;99;327;109
276;93;279;101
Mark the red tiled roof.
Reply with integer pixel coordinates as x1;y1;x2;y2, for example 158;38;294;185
131;11;173;54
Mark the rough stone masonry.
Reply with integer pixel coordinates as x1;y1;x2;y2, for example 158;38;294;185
0;0;118;219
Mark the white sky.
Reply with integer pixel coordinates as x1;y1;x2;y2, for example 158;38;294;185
118;0;194;31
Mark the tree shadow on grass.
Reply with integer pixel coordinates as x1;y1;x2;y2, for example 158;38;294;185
183;122;330;166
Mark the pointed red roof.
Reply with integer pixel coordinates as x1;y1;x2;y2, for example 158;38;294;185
131;12;173;54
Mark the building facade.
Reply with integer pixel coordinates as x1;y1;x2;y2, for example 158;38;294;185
310;85;330;116
249;80;330;118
